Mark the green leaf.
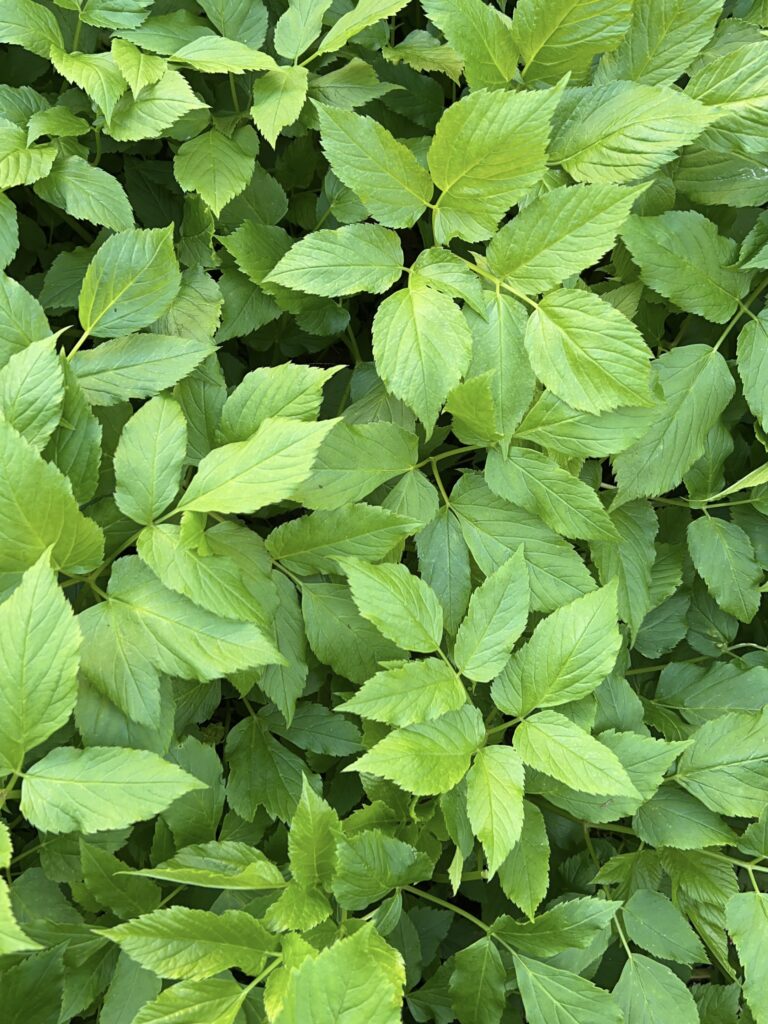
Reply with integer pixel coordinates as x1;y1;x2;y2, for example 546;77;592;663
332;829;432;909
496;896;620;956
613;345;735;501
316;103;433;228
449;936;505;1024
266;224;403;297
0;0;64;57
0;193;19;269
485;446;618;542
466;745;525;876
0;121;56;190
0;553;80;774
71;333;214;406
106;69;208;142
498;800;550;920
33;155;134;232
274;924;405;1023
348;705;485;795
429;86;559;244
514;711;640;796
487;183;642;295
0;878;41;954
78;226;181;339
514;953;623;1024
676;710;768;818
591;500;658;640
178;416;337;514
687;516;762;623
613;953;699;1024
622;211;748;323
550;82;713;183
288;779;341;889
133;979;246;1024
595;0;722;86
492;582;621;716
0;338;63;451
738;311;768;434
174;128;256;217
50;47;127;122
632;785;738;849
372;282;472;432
129;839;284;890
421;0;517;89
250;66;308;148
516;390;654;459
274;0;333;61
623;889;706;965
80;840;161;920
111;38;166;97
315;0;409;55
226;716;311;822
114;396;187;525
0;419;104;579
100;906;276;980
454;545;530;682
20;745;205;833
685;41;768;154
339;556;443;652
524;289;654;413
169;37;274;74
338;657;466;726
726;893;768;1024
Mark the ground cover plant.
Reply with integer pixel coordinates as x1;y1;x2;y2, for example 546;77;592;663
2;0;768;1021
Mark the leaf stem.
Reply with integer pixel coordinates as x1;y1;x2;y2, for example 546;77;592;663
402;884;490;933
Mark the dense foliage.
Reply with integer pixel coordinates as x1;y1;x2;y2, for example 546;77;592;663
2;0;768;1021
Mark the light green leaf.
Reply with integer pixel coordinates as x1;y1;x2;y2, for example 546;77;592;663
454;545;530;682
332;830;432;910
133;979;246;1024
421;0;516;89
591;500;658;640
676;709;768;818
726;892;768;1024
0;553;80;774
372;282;472;432
0;419;104;579
622;210;748;323
686;42;768;154
114;396;187;525
111;38;166;97
632;785;738;849
107;69;207;143
274;925;405;1024
288;779;341;889
250;66;308;148
0;878;41;955
0;272;50;370
348;705;485;795
551;81;713;184
339;556;443;652
623;889;706;965
488;183;642;295
429;86;560;244
315;0;408;55
338;658;466;726
49;46;127;122
71;333;213;406
34;155;134;232
316;103;433;228
496;896;620;956
0;121;56;190
613;953;699;1024
382;30;464;84
485;446;618;542
738;310;768;434
0;338;63;451
687;516;762;623
78;226;181;339
492;582;621;716
80;841;161;920
178;416;337;514
466;745;525;876
613;345;735;501
107;556;282;680
0;193;18;269
174;128;256;217
267;503;418;575
498;800;550;920
20;745;206;833
524;288;654;413
514;711;640;797
514;953;623;1024
127;840;285;890
595;0;722;86
266;224;403;297
169;37;274;74
274;0;333;61
0;0;64;57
